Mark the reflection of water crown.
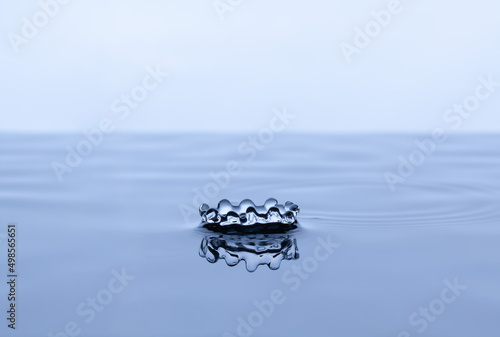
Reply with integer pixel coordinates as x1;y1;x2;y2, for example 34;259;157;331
199;198;299;233
199;233;299;272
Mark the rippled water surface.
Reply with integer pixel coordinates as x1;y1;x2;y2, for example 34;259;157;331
1;134;499;337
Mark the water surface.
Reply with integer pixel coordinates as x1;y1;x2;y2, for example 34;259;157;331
0;133;498;337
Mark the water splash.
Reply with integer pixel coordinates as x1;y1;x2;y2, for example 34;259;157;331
199;233;299;272
199;198;299;233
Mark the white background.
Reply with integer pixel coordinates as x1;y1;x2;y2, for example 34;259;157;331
1;0;499;132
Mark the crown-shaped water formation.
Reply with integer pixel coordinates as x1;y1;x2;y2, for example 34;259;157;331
199;198;299;234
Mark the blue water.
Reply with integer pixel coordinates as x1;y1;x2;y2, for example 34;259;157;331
0;133;499;337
